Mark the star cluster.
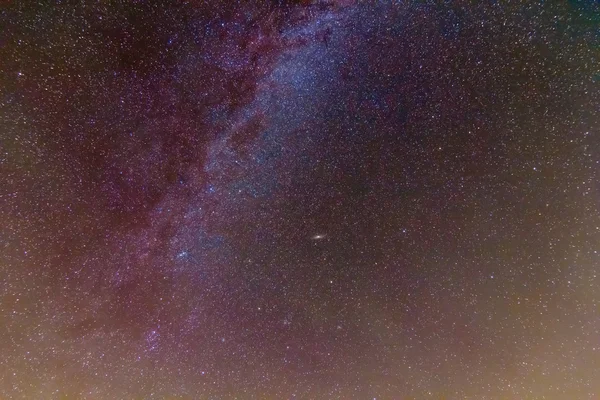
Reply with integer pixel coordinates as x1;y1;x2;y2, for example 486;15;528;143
1;1;599;399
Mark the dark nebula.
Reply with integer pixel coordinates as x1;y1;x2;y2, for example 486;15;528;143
1;1;599;399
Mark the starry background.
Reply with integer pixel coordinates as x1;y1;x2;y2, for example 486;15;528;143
1;1;600;399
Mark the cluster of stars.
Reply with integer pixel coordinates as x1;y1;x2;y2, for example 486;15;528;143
1;1;599;399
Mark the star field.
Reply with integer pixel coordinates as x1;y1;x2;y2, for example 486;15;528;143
1;1;600;399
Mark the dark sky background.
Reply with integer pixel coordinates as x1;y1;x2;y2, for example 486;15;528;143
1;1;599;399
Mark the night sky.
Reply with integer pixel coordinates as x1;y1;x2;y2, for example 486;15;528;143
1;1;600;399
